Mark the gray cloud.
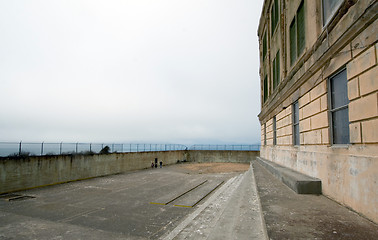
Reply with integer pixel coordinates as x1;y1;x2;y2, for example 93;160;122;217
0;0;263;145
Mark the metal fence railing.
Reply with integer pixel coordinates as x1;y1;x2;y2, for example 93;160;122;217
189;144;260;151
0;142;260;157
0;142;188;157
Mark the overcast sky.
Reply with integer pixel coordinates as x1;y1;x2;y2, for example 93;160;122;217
0;0;263;145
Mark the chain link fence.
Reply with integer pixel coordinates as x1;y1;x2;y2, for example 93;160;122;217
0;142;260;157
189;144;260;151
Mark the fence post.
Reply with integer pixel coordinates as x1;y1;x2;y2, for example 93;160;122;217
19;141;22;155
76;143;78;153
90;143;92;152
41;142;44;155
60;142;62;154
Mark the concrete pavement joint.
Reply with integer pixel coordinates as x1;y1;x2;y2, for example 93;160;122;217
160;174;243;240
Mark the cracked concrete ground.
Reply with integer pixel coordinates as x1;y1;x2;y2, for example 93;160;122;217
0;162;377;239
0;163;248;239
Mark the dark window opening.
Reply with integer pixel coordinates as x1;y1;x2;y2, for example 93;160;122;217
273;116;277;145
264;75;268;103
271;0;279;35
293;101;300;145
329;69;350;144
273;50;280;90
290;0;305;66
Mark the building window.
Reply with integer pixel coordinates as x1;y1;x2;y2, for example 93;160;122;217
272;50;280;90
263;32;267;59
273;116;277;145
271;0;279;35
292;101;300;145
264;75;268;102
329;68;350;144
264;123;267;145
290;0;305;66
322;0;343;26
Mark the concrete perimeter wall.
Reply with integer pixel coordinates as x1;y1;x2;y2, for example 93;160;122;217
0;150;258;194
187;150;259;163
0;151;185;194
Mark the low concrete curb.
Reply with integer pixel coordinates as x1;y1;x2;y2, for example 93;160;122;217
256;157;321;194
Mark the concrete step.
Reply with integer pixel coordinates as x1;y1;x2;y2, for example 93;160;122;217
256;157;322;194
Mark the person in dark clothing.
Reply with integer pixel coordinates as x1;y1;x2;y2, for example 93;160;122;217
159;161;162;168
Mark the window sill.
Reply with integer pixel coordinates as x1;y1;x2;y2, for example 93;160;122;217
329;144;350;149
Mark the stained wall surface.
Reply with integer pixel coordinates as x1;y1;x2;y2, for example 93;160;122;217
258;0;377;223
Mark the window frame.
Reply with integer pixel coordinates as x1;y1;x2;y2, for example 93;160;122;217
271;0;280;36
289;0;305;66
327;68;350;145
322;0;343;27
272;50;280;90
264;74;268;103
264;123;267;146
292;101;300;145
273;116;277;145
263;31;267;60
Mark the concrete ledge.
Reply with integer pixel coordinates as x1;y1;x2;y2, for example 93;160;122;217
256;157;322;194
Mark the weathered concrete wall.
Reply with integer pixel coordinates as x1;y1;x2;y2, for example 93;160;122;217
0;151;185;194
260;145;378;223
188;150;259;163
0;150;258;194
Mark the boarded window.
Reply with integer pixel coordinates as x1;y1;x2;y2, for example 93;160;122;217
271;0;279;35
329;69;350;144
293;101;300;145
289;0;305;66
273;50;280;90
273;116;277;145
322;0;343;26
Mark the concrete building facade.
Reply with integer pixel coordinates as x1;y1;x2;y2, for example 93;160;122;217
257;0;377;223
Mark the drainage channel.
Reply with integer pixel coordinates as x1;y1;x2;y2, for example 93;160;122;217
150;180;224;208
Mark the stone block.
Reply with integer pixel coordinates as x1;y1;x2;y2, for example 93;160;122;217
349;122;362;143
277;108;287;121
351;18;378;57
347;46;376;79
303;129;322;145
348;77;360;100
299;92;310;107
320;95;328;111
267;131;273;139
310;81;327;101
302;98;321;119
321;128;329;144
324;45;352;79
311;111;328;130
359;66;378;96
277;135;291;145
349;93;378;122
300;118;311;132
362;118;378;143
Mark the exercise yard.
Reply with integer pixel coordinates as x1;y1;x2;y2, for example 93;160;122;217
1;162;377;239
0;163;257;240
